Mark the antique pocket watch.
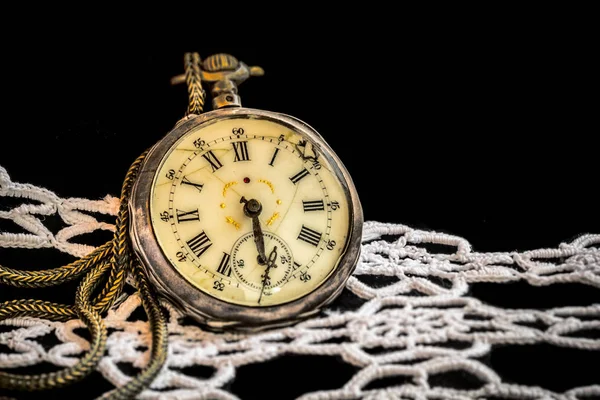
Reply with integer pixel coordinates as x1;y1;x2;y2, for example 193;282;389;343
130;53;363;330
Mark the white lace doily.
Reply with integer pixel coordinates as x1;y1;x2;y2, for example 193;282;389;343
1;164;599;400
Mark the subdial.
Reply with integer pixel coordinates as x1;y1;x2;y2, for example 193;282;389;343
231;232;293;293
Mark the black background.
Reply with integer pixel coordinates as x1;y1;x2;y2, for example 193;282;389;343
0;18;598;399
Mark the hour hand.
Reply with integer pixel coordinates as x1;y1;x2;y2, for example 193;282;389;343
240;197;267;264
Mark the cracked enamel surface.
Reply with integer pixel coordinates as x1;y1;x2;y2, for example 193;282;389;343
150;117;350;307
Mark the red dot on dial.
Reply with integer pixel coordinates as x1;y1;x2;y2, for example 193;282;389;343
243;177;251;183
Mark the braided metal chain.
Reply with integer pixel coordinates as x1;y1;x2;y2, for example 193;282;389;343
0;53;206;397
184;52;206;115
0;242;112;288
0;151;169;398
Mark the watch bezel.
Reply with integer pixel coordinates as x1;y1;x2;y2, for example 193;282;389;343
129;107;363;330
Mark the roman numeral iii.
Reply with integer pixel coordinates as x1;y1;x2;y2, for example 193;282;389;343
187;231;212;258
297;225;322;247
216;252;232;277
232;141;250;162
202;150;223;172
303;200;324;212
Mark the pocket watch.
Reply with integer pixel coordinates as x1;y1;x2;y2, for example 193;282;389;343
130;53;363;330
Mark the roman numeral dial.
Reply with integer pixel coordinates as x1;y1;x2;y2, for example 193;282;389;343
303;200;325;212
269;148;280;166
202;150;223;172
187;231;212;258
232;141;250;162
181;176;203;193
150;117;352;309
216;252;232;277
290;168;310;185
176;208;199;223
297;225;322;247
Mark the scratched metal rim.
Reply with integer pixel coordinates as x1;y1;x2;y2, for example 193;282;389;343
129;107;363;330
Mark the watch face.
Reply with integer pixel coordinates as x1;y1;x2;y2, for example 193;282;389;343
149;113;353;307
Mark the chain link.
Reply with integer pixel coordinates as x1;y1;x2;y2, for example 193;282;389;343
184;52;205;115
0;53;207;397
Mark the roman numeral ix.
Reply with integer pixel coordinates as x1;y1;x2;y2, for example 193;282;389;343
297;225;322;247
232;141;250;162
187;231;212;258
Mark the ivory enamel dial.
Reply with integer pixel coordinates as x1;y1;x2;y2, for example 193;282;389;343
131;108;362;328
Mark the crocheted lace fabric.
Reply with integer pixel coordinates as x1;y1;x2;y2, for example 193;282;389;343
1;164;599;399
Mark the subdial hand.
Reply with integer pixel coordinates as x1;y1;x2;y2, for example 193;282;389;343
240;196;267;264
259;246;278;304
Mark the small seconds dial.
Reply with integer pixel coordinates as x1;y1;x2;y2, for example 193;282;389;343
150;117;350;307
230;231;294;292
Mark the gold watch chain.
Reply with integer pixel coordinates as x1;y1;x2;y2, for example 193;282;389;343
184;52;206;115
0;151;168;399
0;52;210;397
